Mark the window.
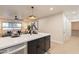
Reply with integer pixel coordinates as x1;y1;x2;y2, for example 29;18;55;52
2;22;21;30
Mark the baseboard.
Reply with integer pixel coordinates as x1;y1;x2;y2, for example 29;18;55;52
51;40;64;44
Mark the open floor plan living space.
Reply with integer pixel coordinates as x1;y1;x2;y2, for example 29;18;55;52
0;5;79;54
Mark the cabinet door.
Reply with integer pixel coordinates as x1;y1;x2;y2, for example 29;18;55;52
45;36;50;52
27;35;50;54
37;38;45;54
28;40;38;54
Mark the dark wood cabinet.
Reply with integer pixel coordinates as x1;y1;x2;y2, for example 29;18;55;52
37;38;45;54
27;35;50;54
45;36;50;52
28;39;38;54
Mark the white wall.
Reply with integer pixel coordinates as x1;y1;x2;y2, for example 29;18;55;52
38;13;64;44
63;14;71;41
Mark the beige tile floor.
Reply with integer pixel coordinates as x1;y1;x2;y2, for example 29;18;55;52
49;36;79;54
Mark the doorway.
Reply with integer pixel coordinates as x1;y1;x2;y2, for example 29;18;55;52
71;22;79;37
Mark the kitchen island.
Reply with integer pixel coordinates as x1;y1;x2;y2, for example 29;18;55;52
0;33;50;54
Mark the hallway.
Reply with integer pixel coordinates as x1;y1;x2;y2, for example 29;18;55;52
49;36;79;54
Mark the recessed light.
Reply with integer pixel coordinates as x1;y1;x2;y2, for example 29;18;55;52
50;8;54;11
72;11;76;14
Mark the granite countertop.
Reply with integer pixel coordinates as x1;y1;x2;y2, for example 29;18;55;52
0;33;50;50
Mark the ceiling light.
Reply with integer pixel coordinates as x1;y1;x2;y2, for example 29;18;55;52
28;15;37;20
72;11;76;14
14;16;18;20
50;8;54;11
28;6;37;20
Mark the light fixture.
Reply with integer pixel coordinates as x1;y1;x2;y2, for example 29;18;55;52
14;16;18;20
50;8;54;11
28;6;37;20
72;11;76;14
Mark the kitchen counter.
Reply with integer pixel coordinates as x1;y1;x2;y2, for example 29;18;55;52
0;33;50;50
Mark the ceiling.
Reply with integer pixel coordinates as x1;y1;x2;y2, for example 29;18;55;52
0;5;79;20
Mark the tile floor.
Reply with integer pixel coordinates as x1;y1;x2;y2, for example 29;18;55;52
49;36;79;54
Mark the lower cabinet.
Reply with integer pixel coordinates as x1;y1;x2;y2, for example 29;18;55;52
28;39;38;54
0;35;50;54
45;36;50;52
37;38;45;54
27;35;50;54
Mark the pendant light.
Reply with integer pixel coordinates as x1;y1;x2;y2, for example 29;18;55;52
14;16;18;20
28;6;37;20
